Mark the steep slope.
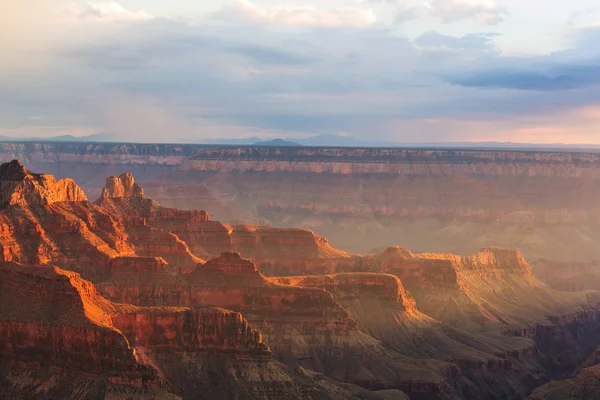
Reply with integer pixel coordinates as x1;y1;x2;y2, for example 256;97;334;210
530;344;600;400
1;262;401;400
95;173;350;268
0;262;173;399
271;272;530;362
97;252;454;397
359;247;596;330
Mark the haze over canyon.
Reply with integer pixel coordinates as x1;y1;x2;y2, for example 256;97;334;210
0;142;600;399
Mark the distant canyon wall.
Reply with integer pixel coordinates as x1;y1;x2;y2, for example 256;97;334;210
2;142;600;260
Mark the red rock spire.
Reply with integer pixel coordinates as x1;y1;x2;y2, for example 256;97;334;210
101;173;145;198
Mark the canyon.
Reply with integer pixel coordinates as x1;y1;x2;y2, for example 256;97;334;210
3;142;600;263
1;151;600;399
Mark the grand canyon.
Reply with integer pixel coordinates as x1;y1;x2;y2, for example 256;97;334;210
2;143;600;399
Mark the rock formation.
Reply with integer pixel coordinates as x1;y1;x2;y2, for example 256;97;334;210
97;251;444;393
94;176;349;269
0;159;87;207
102;172;145;198
530;365;600;400
2;160;600;399
1;261;398;400
5;142;600;260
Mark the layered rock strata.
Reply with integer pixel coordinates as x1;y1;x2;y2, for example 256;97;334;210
4;142;600;259
1;261;391;400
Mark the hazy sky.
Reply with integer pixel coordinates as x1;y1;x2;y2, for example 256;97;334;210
2;0;600;143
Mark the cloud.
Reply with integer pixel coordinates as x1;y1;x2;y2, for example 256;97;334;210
415;31;499;52
429;0;507;24
0;0;67;72
4;1;600;144
448;64;600;91
63;2;154;23
225;0;377;28
358;0;423;24
225;44;318;66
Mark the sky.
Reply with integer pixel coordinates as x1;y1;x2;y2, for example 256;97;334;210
1;0;600;144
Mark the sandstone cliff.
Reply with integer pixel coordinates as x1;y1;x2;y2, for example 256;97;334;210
0;262;170;398
1;261;387;400
0;162;205;277
0;159;87;208
94;174;349;267
102;172;145;198
351;247;595;330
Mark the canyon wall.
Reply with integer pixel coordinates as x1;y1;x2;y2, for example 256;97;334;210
3;160;600;399
3;142;600;260
531;258;600;292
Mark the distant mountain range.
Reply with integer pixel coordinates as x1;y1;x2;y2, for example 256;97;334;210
252;138;301;146
0;133;114;143
1;133;600;151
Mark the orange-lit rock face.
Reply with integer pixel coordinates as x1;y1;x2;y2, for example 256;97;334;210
271;272;532;364
0;160;87;208
0;263;138;373
98;252;368;359
0;200;136;271
102;173;145;199
190;252;263;284
274;272;417;309
112;308;270;358
93;174;348;271
0;261;284;398
0;162;207;277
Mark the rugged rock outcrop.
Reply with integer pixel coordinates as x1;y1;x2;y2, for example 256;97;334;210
0;262;171;398
102;172;145;198
0;159;87;208
112;307;271;358
0;163;203;277
1;261;393;400
101;252;372;357
355;247;595;330
94;175;349;269
96;251;458;396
